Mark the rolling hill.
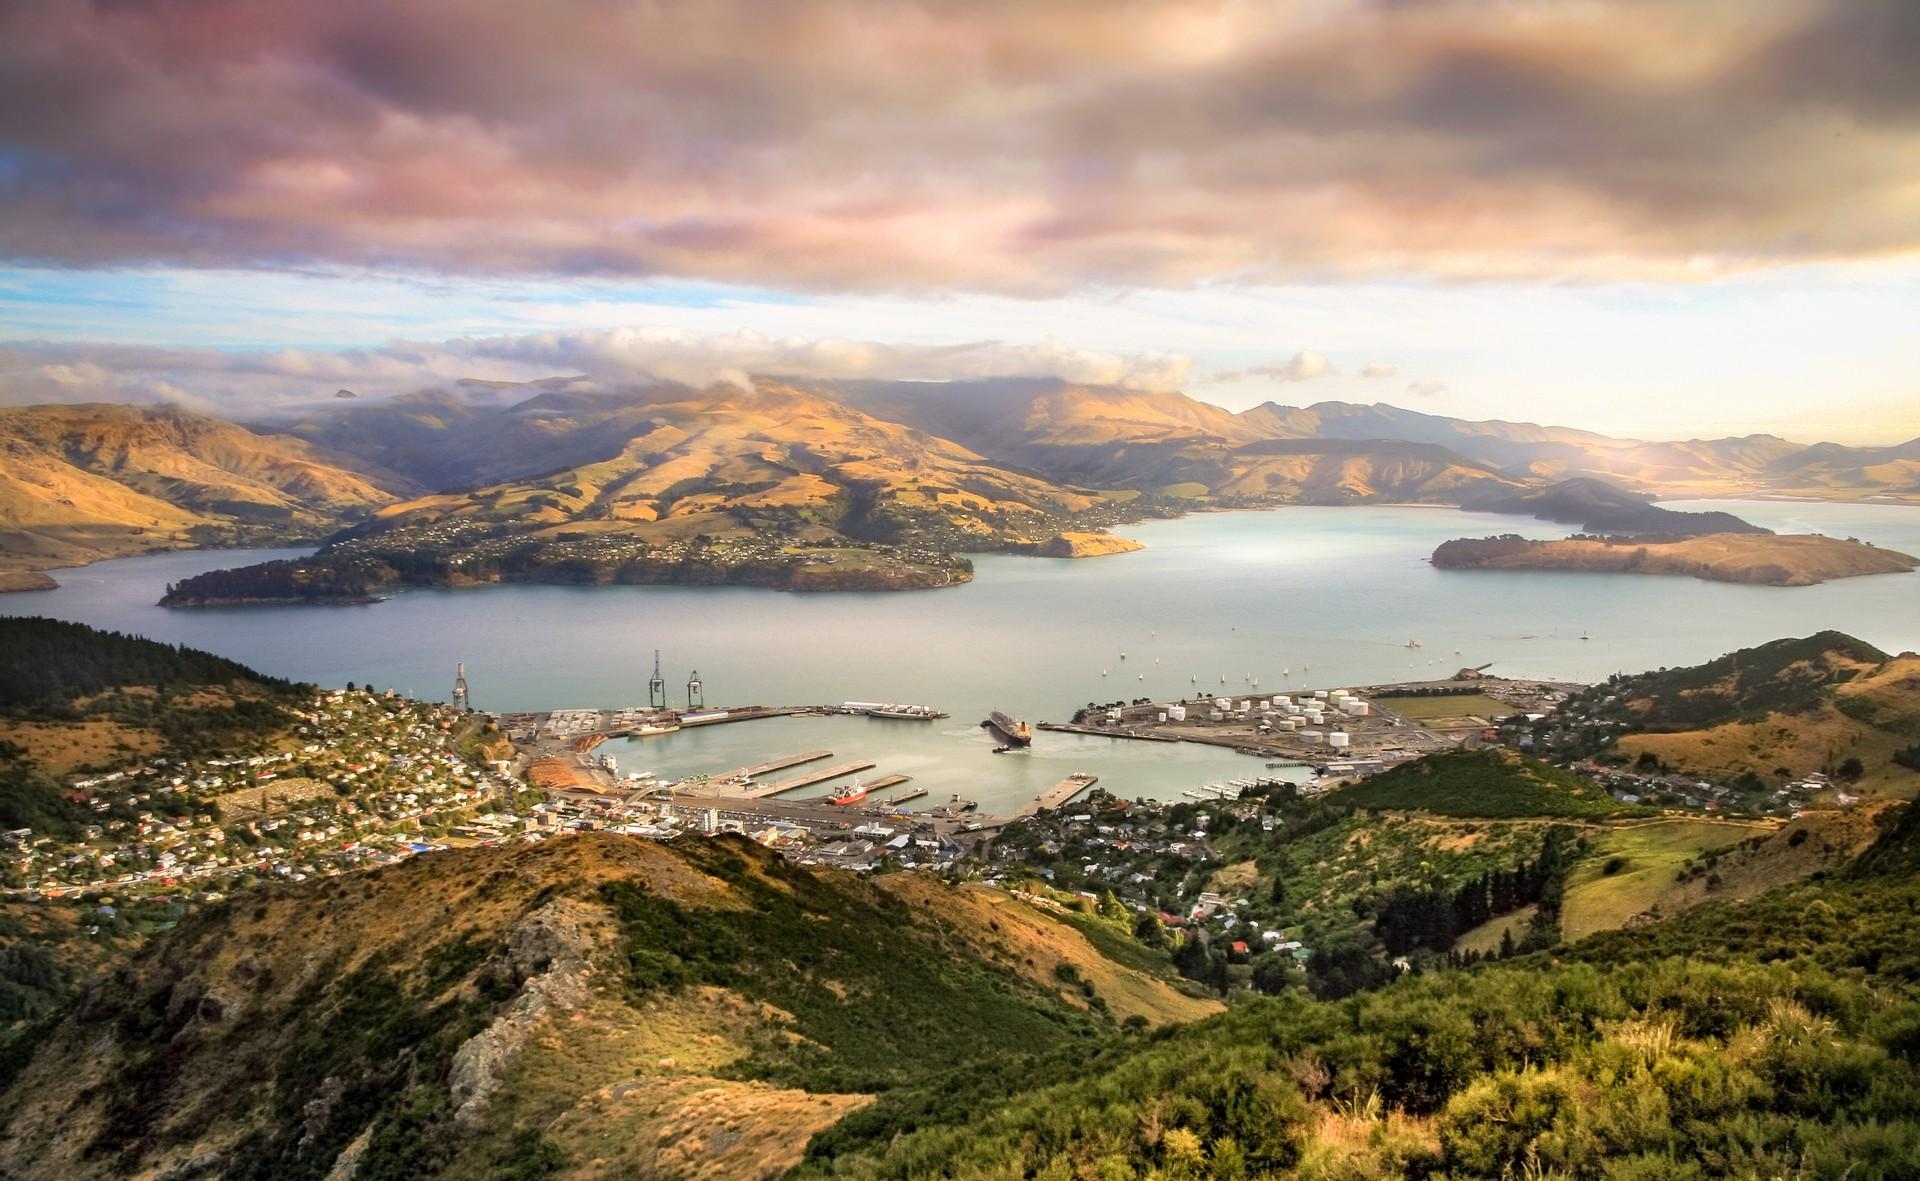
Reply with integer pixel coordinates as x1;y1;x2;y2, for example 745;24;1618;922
0;616;306;837
0;404;406;588
1572;632;1920;798
160;383;1135;601
1328;748;1654;819
0;830;1209;1181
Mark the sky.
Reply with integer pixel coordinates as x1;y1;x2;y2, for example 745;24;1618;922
1;0;1917;444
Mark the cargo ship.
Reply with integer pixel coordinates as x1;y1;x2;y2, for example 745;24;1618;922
844;701;947;721
629;721;681;737
826;779;869;806
981;710;1032;746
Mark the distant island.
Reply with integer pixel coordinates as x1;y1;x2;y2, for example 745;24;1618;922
1459;476;1771;536
1432;532;1920;586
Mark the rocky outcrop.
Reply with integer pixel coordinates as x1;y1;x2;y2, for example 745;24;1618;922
1027;531;1146;559
446;897;605;1125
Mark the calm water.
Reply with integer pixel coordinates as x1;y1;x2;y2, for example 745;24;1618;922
9;500;1917;810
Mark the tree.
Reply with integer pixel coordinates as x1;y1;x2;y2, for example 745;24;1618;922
1132;911;1166;947
1250;954;1294;995
1268;875;1287;906
1838;756;1865;782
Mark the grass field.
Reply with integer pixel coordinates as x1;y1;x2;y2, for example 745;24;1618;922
1373;693;1510;720
1454;904;1536;956
1560;819;1768;941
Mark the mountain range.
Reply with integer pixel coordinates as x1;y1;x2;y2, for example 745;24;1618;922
1;381;1914;594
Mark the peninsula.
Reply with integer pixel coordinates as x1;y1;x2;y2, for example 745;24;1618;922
1432;532;1920;587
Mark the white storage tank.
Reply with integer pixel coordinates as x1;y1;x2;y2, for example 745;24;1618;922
1280;717;1301;730
1328;731;1352;749
1271;695;1290;707
1167;705;1187;722
1208;709;1225;722
1157;712;1168;723
1313;690;1330;700
1348;702;1372;717
1298;729;1324;745
1214;698;1233;710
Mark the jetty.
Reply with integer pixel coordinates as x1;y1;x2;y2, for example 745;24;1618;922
882;786;928;806
715;750;832;783
1009;773;1099;819
859;774;912;794
747;760;877;798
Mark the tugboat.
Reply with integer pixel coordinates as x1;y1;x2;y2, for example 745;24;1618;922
826;779;870;806
981;710;1032;747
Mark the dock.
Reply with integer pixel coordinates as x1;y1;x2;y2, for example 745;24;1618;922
882;786;928;806
746;760;877;798
714;750;832;783
861;774;912;794
1009;773;1099;819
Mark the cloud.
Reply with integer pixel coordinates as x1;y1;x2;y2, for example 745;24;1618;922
2;1;1917;292
0;329;1190;414
1360;361;1397;378
1211;350;1334;384
1404;380;1447;399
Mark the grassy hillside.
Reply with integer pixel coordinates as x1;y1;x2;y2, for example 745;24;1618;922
1330;749;1654;820
0;403;404;583
0;832;1203;1181
786;804;1920;1179
1562;633;1920;799
0;617;305;837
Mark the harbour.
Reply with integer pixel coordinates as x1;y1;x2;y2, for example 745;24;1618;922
12;499;1920;815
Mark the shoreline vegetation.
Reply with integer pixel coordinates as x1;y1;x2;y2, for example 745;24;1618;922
1432;532;1920;586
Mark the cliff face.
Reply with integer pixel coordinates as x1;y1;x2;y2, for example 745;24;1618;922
1432;532;1920;586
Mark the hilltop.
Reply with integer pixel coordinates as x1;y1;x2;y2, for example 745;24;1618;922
1562;632;1920;799
1433;531;1919;586
0;831;1210;1181
0;404;405;588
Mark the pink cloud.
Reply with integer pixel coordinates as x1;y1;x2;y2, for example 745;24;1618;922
2;1;1917;291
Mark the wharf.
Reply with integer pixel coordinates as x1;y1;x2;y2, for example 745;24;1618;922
861;774;912;793
715;750;832;782
882;786;928;805
748;760;877;798
1009;774;1099;820
1035;722;1181;743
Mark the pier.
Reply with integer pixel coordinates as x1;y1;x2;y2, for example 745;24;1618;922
747;759;877;798
860;773;912;794
1009;773;1099;819
715;750;832;783
882;786;928;805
